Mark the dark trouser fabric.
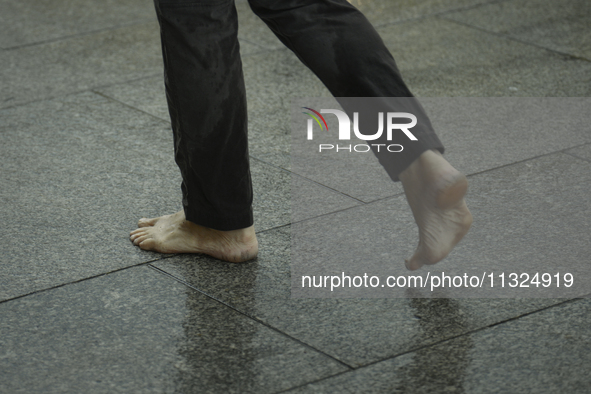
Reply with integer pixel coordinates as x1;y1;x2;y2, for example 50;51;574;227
154;0;444;231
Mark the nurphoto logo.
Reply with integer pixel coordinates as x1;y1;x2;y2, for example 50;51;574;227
302;107;418;153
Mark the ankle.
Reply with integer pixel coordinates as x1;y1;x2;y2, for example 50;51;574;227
225;225;256;242
399;149;443;185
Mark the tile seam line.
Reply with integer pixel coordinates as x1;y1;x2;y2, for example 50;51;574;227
0;256;175;305
463;143;591;179
254;144;591;230
0;74;162;111
255;222;291;235
275;296;585;394
0;0;502;51
237;36;279;52
2;147;583;303
369;0;508;30
89;72;163;94
436;15;590;63
564;151;591;164
92;89;172;123
1;18;157;51
249;155;367;204
286;195;402;228
146;263;355;371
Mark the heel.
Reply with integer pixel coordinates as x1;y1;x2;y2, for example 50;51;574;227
436;174;468;209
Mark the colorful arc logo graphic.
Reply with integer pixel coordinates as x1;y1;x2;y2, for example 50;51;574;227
302;107;328;132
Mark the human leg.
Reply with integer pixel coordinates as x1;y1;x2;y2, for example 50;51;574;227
248;0;471;269
130;0;258;262
155;0;252;230
247;0;443;178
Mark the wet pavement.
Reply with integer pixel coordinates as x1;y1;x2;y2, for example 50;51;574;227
1;0;590;392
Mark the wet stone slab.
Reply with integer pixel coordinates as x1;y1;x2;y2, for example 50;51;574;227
442;0;591;60
0;266;348;393
349;0;489;27
290;97;591;204
0;90;360;302
153;228;565;367
566;143;591;163
288;298;591;393
0;92;180;301
378;17;591;97
95;76;170;121
0;22;163;109
0;0;156;49
290;150;591;298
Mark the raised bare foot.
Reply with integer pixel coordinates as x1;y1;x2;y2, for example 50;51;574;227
129;210;258;263
399;150;472;270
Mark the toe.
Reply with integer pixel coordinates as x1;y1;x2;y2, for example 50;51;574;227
138;238;156;251
130;229;148;241
138;217;158;227
130;228;147;237
133;233;151;246
405;255;423;271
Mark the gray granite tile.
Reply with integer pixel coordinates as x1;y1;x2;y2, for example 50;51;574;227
234;0;491;49
378;17;591;97
0;0;156;49
236;1;284;50
98;17;591;199
349;0;489;27
0;91;358;301
0;22;163;108
566;143;591;162
242;49;331;169
291;151;591;298
0;92;181;301
0;266;347;393
291;172;362;223
0;16;265;109
288;298;591;393
289;97;591;203
153;228;564;366
95;48;328;171
95;76;170;120
154;151;590;364
98;19;591;204
418;97;591;179
442;0;591;60
252;157;361;229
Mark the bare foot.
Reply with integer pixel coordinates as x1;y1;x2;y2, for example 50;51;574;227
399;150;472;270
129;210;258;263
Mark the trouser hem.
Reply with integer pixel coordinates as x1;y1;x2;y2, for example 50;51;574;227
184;206;254;232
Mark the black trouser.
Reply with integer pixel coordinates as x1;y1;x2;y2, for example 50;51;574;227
153;0;444;231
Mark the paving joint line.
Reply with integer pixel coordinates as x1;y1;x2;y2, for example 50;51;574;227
147;263;355;371
370;0;508;30
0;256;174;305
563;152;591;163
237;36;280;53
561;142;591;163
276;296;584;393
249;155;367;205
255;222;291;235
437;15;590;63
92;89;171;123
222;140;591;232
0;73;162;112
2;18;157;51
462;146;590;179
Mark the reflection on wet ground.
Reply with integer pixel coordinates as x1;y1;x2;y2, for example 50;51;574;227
396;297;472;393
